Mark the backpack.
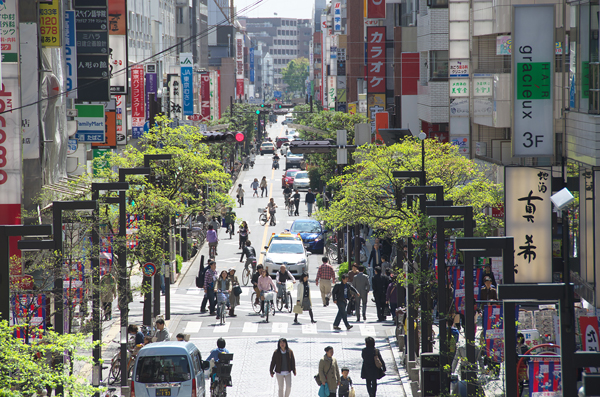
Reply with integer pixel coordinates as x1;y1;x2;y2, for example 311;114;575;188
195;255;206;288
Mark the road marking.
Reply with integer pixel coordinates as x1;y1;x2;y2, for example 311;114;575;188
302;323;318;334
184;321;202;334
330;324;347;335
186;289;201;295
213;322;231;333
271;322;288;334
242;322;259;333
360;324;376;336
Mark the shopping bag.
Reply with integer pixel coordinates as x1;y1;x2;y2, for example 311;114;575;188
318;384;330;397
349;388;356;397
293;304;303;314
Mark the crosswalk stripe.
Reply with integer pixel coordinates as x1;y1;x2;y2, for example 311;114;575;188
271;322;288;333
242;322;259;333
302;323;318;334
184;321;202;334
360;324;376;336
186;289;201;295
330;324;347;335
213;322;230;333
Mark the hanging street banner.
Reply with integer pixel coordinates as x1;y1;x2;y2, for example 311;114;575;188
75;104;105;142
367;26;386;94
108;0;126;93
0;0;18;63
513;5;554;156
482;304;504;363
180;52;194;116
20;23;40;160
367;0;386;19
114;94;127;145
505;166;552;283
450;267;483;315
528;357;562;397
167;74;182;119
236;33;244;97
39;0;61;47
145;69;157;120
65;10;78;99
131;65;145;138
200;72;210;122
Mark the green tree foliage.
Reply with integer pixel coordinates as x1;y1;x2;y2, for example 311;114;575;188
0;320;101;396
317;138;503;240
281;58;309;94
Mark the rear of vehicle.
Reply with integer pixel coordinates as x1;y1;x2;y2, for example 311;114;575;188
282;169;300;188
290;220;325;253
285;152;304;170
260;142;275;155
292;171;310;190
275;136;289;148
132;342;206;397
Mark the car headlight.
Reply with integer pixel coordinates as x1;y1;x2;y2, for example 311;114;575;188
296;258;306;265
265;258;274;264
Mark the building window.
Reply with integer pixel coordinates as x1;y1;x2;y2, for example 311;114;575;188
429;50;448;80
427;0;448;8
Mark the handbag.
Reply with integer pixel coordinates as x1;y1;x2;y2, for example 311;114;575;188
318;384;330;397
349;388;356;397
374;349;383;369
233;285;242;296
314;361;332;386
293;303;303;314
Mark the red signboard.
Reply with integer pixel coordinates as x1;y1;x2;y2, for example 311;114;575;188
131;65;145;120
367;27;386;94
367;0;386;19
200;72;210;121
579;316;600;373
236;80;244;98
375;111;389;143
108;0;127;35
401;53;419;96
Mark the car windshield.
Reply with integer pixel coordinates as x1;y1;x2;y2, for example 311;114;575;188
291;221;321;234
262;143;273;147
136;355;191;383
287;152;303;158
269;243;305;254
294;172;308;179
286;171;298;178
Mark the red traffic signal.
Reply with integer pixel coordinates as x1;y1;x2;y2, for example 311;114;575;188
235;132;245;142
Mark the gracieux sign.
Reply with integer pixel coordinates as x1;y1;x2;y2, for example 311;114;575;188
512;5;554;157
505;166;552;283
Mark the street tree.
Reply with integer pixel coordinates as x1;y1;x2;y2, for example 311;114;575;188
281;58;309;95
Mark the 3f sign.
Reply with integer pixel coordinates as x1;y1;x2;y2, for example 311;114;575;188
523;132;544;148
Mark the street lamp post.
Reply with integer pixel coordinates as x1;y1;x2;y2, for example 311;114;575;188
91;182;129;392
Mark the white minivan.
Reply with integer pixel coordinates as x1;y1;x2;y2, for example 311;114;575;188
132;342;209;397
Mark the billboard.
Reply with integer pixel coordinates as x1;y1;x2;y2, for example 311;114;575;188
367;27;386;94
512;5;554;156
236;33;244;97
367;0;386;19
180;53;194;116
200;72;210;122
131;65;145;138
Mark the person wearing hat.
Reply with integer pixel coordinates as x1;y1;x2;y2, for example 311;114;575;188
228;268;240;317
480;264;497;288
479;276;498;303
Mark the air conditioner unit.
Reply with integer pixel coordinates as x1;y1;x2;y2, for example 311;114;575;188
475;142;487;156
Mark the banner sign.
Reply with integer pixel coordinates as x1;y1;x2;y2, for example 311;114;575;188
20;23;40;160
75;104;105;142
450;266;483;315
236;33;244;97
528;357;562;397
145;71;157;120
0;0;18;62
505;166;552;283
11;294;47;340
333;2;342;32
131;65;145;138
249;48;254;83
65;10;78;98
367;27;386;94
367;0;386;19
200;72;210;121
180;52;194;116
109;35;126;94
114;94;126;145
482;304;504;363
513;5;554;156
579;316;600;373
167;74;182;119
40;0;61;47
108;0;126;34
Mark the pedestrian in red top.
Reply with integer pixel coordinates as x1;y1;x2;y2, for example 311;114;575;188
316;257;336;306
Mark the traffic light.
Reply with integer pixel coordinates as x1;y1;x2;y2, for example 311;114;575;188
235;132;245;142
200;132;239;143
274;103;294;109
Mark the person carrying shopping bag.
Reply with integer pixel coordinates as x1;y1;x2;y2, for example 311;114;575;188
318;346;340;397
269;338;296;397
293;272;316;324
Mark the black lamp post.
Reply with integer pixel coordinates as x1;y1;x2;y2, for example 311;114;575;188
91;182;129;392
0;224;53;323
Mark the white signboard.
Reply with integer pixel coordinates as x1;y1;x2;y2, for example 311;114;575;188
473;77;493;97
236;33;244;80
449;60;469;78
327;75;336;110
474;98;493;116
513;5;554;156
109;35;127;94
450;98;469;116
0;64;21;206
20;23;40;160
450;79;469;97
505;166;552;283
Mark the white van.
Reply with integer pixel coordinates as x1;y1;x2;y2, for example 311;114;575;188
132;341;209;397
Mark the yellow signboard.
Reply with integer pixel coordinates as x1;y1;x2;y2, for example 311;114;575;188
40;1;61;47
348;103;357;115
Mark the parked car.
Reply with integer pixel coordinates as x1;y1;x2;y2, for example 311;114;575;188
275;136;289;148
260;142;276;155
261;239;310;278
282;168;301;188
132;341;209;397
285;151;304;170
292;171;310;190
290;219;325;253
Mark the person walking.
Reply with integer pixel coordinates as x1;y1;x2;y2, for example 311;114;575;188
293;272;316;324
269;338;297;397
267;198;278;226
292;189;301;216
154;318;171;342
260;176;268;197
332;274;358;331
352;265;370;322
251;178;259;197
319;346;341;397
305;188;316;217
372;267;386;322
206;224;219;256
368;239;382;282
100;271;116;321
361;337;386;397
228;268;240;317
338;367;354;397
201;260;218;314
315;257;336;306
236;184;245;206
347;263;359;316
386;279;399;324
237;221;250;249
224;208;236;238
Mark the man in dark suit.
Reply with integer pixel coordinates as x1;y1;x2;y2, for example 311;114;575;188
372;266;387;321
367;238;382;283
332;274;359;331
352;265;370;322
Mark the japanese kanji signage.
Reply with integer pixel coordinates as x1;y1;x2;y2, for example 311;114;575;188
236;33;244;97
449;60;469;78
579;316;600;373
333;2;342;32
505;166;552;283
145;69;157;120
367;0;385;19
114;94;127;145
131;65;145;138
0;0;18;63
450;79;469;97
180;53;194;116
108;0;126;94
167;74;182;119
75;0;110;101
107;0;126;35
513;5;554;157
39;0;61;47
473;77;492;97
65;10;78;99
367;26;386;94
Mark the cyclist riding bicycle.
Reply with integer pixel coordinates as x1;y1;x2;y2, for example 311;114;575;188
266;198;278;226
206;338;230;386
251;264;264;305
257;267;278;317
240;240;257;270
275;265;296;309
283;186;292;205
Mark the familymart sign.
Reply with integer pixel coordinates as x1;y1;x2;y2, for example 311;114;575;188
513;5;554;157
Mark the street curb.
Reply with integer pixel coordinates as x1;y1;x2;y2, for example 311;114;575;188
386;332;414;397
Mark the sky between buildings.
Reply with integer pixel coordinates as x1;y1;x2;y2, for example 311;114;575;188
236;0;314;20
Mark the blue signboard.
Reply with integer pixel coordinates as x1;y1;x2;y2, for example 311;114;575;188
65;10;78;99
180;53;194;116
249;48;255;83
274;91;282;98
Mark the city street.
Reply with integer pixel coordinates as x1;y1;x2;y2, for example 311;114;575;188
99;119;407;396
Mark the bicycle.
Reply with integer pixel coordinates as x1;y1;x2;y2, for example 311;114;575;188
209;242;217;259
276;280;294;313
216;290;229;325
107;339;138;385
241;258;256;286
287;199;294;216
237;195;243;207
259;208;268;226
263;290;276;323
210;353;233;397
251;291;261;313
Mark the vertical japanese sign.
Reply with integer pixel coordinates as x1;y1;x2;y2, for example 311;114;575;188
145;69;157;120
114;94;127;145
333;2;342;32
505;166;552;283
513;5;554;156
328;75;336;110
39;0;61;47
579;316;600;373
199;72;210;122
528;358;562;397
75;0;110;101
367;0;386;19
167;74;182;119
375;112;388;143
64;10;78;99
482;304;504;363
235;33;244;98
131;65;145;138
108;0;126;94
180;52;193;116
20;23;40;160
367;27;386;94
0;0;18;63
249;48;254;83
